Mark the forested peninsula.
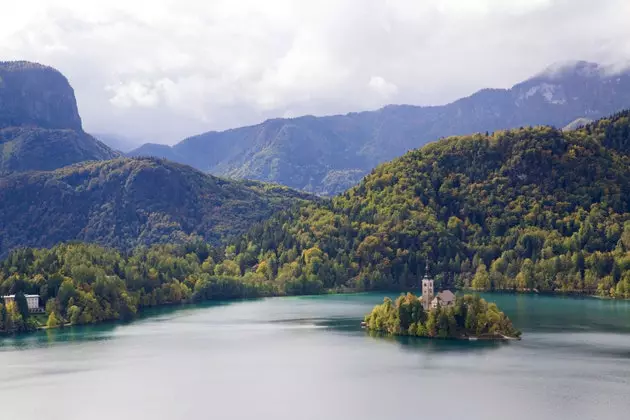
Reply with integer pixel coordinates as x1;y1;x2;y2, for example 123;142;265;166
3;111;630;334
364;293;521;340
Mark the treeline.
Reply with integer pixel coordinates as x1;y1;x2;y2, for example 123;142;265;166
0;292;38;333
363;293;520;339
0;241;297;333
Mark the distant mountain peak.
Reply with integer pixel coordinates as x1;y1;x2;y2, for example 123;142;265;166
0;60;82;131
536;60;604;80
0;60;118;173
533;60;630;82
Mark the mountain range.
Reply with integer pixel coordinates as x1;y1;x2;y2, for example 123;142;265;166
9;110;629;301
0;61;118;173
3;109;630;340
1;57;630;301
129;61;630;195
0;60;315;257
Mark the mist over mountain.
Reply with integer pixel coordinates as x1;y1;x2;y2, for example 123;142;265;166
92;133;143;153
129;61;630;195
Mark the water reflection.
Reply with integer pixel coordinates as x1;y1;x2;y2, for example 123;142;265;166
0;322;118;351
3;292;630;353
364;329;504;354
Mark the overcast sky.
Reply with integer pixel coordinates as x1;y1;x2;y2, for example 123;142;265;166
1;0;629;144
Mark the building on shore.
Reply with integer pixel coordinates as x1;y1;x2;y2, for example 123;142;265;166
420;267;456;311
2;294;43;313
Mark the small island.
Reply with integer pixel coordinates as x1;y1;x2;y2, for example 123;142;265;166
363;270;521;340
363;293;521;340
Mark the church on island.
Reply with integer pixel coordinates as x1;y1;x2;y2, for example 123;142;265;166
421;268;456;311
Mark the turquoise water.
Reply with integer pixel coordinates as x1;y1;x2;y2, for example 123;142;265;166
1;293;629;420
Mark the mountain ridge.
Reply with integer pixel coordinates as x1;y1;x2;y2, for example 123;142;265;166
0;157;314;257
129;61;630;195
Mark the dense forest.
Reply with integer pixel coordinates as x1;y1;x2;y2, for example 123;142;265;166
0;242;275;333
3;110;630;333
0;157;314;256
363;293;520;339
0;127;117;174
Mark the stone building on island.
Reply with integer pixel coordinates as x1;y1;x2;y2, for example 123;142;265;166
420;267;456;311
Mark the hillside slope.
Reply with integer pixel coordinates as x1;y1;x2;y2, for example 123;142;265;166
217;110;630;296
130;61;630;195
0;61;117;173
0;157;313;256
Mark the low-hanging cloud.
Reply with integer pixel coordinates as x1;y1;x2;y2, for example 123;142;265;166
0;0;629;144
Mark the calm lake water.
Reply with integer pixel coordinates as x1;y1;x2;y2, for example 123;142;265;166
1;293;629;420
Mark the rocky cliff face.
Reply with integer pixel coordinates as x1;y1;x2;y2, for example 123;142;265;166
0;61;82;131
0;61;117;173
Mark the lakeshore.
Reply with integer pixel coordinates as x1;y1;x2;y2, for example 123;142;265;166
2;287;627;338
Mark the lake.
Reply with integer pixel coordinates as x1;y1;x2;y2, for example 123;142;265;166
1;293;629;420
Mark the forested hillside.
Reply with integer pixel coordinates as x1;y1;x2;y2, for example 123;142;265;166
0;157;313;256
224;110;630;297
0;127;116;173
130;61;630;195
0;243;261;332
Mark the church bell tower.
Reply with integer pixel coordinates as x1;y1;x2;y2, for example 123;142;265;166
421;263;434;310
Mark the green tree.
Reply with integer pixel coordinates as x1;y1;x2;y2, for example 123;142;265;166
472;264;490;290
14;292;30;321
46;311;62;328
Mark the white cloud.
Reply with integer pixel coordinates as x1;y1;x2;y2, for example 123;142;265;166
368;76;399;98
108;80;163;108
436;0;553;16
0;0;629;143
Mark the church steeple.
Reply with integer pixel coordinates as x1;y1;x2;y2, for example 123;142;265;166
421;262;434;310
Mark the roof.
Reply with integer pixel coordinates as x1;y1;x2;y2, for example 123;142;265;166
2;294;40;298
437;290;456;302
431;290;456;304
